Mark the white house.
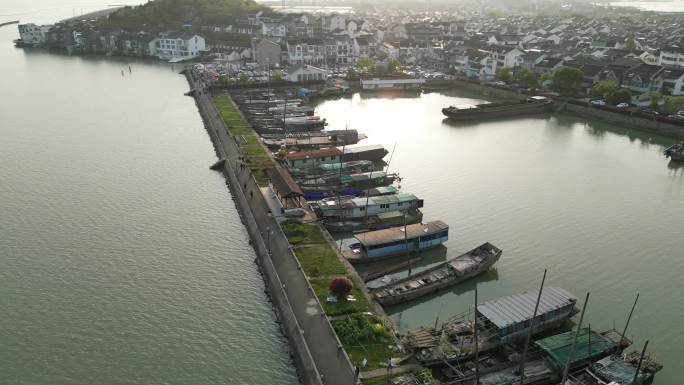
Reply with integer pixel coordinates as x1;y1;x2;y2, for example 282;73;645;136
503;48;525;68
286;64;328;82
659;47;684;68
326;14;346;33
17;23;51;46
150;34;205;60
662;69;684;96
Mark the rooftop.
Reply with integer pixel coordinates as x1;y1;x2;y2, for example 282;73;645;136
355;220;448;247
477;287;577;329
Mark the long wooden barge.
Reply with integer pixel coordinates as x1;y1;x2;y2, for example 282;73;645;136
372;242;500;306
442;96;553;121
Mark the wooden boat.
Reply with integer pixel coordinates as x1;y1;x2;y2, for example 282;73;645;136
298;171;398;192
324;209;423;233
664;142;684;161
565;351;663;385
409;287;578;367
372;242;500;306
442;96;553;121
344;221;449;264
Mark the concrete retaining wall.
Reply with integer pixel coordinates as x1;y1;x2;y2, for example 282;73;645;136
559;103;684;138
185;71;358;385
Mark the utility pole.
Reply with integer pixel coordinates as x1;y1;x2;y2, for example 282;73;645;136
518;269;547;385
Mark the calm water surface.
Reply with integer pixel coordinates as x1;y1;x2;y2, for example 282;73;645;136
315;91;684;385
0;4;298;385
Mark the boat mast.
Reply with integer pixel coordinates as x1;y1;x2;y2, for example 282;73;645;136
620;293;639;348
474;285;480;385
385;141;398;175
336;125;348;251
632;340;649;384
560;292;591;385
518;269;547;385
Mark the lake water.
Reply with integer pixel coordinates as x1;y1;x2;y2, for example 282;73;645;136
610;0;684;12
0;3;298;385
315;91;684;385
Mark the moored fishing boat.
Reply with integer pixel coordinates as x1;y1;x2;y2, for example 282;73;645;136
442;96;552;121
443;328;629;385
298;171;398;192
343;221;449;264
313;192;424;232
664;141;684;161
565;350;663;385
372;242;500;306
408;287;578;367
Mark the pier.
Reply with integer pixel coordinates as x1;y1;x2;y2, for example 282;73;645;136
185;71;358;385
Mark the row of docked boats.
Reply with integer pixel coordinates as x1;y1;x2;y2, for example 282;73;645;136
403;286;662;385
229;87;663;385
233;88;502;309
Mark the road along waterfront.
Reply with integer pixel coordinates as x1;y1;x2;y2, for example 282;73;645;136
314;90;684;385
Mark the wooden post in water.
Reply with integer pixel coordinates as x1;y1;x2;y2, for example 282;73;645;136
561;292;590;385
620;293;639;347
518;269;547;385
632;340;649;384
474;285;480;385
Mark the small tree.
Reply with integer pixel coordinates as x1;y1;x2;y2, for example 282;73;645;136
590;80;619;99
514;68;538;88
495;67;512;82
272;69;283;81
238;73;249;83
356;57;375;73
607;88;631;105
649;91;662;108
624;37;637;52
387;59;401;74
665;96;684;113
329;276;353;301
552;66;584;96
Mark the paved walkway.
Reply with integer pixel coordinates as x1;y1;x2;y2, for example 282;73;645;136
360;363;420;380
189;74;358;385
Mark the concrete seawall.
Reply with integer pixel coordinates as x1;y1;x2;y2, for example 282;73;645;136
185;72;358;385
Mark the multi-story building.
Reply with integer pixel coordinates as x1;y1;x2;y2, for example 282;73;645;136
659;47;684;68
150;33;206;60
285;38;325;65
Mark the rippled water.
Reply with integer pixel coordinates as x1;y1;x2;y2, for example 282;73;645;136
315;91;684;385
0;8;298;385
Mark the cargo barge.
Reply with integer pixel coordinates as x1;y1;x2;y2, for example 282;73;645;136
442;96;553;121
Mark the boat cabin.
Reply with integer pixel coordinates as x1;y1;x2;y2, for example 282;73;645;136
535;328;624;372
476;287;578;344
352;221;448;258
315;193;423;219
285;148;341;168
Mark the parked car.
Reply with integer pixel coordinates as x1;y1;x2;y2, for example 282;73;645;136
641;108;660;115
591;100;606;106
616;103;629;108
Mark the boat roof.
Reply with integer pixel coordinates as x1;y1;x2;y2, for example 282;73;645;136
285;147;341;160
355;220;448;247
534;328;617;370
369;185;399;195
341;144;385;154
319;193;418;209
477;287;577;329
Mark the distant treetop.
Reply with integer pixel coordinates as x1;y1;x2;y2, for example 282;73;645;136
100;0;268;32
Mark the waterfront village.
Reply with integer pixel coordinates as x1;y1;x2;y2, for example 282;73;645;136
16;1;678;384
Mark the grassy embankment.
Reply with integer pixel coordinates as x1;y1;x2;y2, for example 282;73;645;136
213;95;273;185
281;220;393;371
